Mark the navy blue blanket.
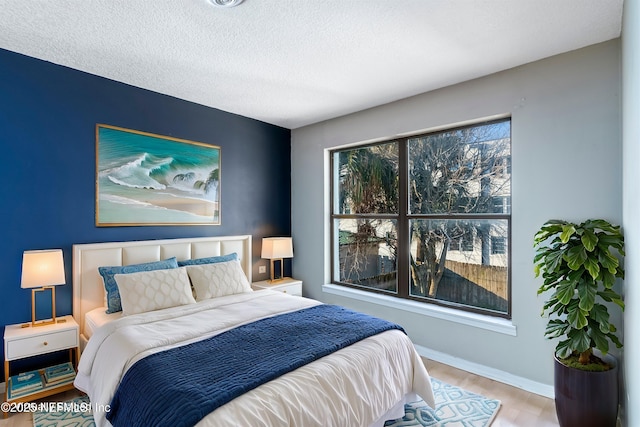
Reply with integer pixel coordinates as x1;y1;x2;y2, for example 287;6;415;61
106;304;405;427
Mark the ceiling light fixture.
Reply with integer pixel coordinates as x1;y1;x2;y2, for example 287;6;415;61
208;0;244;7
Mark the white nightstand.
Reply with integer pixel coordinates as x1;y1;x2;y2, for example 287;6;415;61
3;315;80;412
252;277;303;296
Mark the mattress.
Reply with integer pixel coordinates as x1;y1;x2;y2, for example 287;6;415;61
84;307;121;339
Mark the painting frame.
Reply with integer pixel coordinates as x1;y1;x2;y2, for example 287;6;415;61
95;124;221;226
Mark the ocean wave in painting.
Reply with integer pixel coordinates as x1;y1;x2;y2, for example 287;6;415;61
101;153;171;190
99;152;218;197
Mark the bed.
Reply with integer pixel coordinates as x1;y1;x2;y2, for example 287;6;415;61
72;235;435;427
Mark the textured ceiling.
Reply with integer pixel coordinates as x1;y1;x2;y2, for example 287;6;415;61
0;0;624;129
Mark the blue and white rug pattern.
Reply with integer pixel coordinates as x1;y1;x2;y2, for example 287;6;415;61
33;395;94;427
33;378;500;427
384;378;501;427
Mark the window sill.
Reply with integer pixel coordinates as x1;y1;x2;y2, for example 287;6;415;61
322;284;517;336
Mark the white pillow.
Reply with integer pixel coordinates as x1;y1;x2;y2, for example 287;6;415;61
114;267;196;316
186;260;252;301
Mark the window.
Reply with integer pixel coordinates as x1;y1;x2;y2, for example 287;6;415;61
491;236;507;255
331;119;511;317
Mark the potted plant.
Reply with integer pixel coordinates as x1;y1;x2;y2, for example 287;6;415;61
533;219;624;427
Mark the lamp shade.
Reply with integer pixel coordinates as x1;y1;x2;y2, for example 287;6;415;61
21;249;66;289
261;237;293;259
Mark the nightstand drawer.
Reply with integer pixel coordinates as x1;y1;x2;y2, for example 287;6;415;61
6;329;78;360
252;278;303;296
278;283;302;296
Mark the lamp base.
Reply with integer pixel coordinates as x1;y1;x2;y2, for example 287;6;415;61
268;258;286;283
21;318;65;328
31;319;56;327
28;286;57;328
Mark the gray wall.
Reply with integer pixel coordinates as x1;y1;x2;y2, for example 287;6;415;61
291;40;621;389
622;0;639;424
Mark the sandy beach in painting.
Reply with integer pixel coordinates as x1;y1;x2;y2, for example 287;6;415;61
98;179;220;224
146;195;217;217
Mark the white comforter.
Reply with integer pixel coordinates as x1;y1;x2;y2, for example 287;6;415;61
75;290;435;427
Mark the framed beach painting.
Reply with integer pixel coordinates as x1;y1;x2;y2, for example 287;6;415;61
96;124;221;226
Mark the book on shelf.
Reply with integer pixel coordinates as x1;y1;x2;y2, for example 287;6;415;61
8;370;43;398
43;362;75;385
10;370;42;391
8;382;44;400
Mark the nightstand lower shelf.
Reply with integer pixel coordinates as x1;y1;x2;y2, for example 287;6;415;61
7;375;76;402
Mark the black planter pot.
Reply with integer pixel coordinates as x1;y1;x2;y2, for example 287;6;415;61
554;354;619;427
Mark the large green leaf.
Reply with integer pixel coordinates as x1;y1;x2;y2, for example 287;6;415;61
567;306;588;329
555;339;574;359
566;328;591;353
544;250;565;273
596;232;624;249
590;304;612;333
542;296;560;310
560;224;576;243
556;281;576;305
583;219;617;232
589;327;610;355
577;282;596;311
608;333;623;349
533;250;547;264
567;269;584;283
598;250;620;273
581;230;598;252
599;269;616;289
597;289;625;310
544;319;568;338
534;221;565;244
582;255;600;280
538;275;564;294
545;298;565;313
565;246;587;270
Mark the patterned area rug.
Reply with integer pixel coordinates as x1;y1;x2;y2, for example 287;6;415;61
32;396;94;427
33;378;500;427
384;378;501;427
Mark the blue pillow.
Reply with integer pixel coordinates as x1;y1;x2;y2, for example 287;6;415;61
99;257;179;314
177;252;238;267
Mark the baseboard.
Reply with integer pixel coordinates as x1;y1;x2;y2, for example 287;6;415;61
414;344;555;399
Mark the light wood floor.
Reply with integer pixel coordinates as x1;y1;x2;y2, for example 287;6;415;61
424;358;558;427
1;358;558;427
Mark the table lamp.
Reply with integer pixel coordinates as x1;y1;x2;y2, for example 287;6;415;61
21;249;66;327
261;237;293;283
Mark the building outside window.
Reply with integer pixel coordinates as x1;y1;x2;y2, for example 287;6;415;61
331;118;511;317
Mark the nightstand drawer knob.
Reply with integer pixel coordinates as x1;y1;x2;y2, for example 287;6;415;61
43;342;48;346
283;290;287;293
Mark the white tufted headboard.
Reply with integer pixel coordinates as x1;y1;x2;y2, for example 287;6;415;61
72;235;252;345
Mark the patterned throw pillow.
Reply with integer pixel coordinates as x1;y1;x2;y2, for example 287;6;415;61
98;257;179;314
186;259;252;301
177;252;238;266
115;267;196;316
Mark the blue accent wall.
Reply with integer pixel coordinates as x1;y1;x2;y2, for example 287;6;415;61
0;48;291;376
